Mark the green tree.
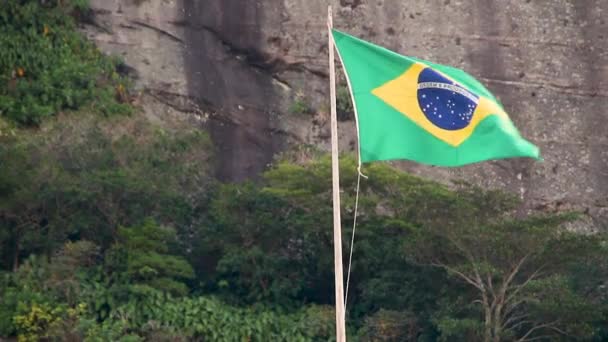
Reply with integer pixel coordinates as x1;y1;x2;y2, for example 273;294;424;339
201;181;335;306
198;155;454;340
404;185;608;342
0;113;214;271
0;134;59;271
108;220;195;296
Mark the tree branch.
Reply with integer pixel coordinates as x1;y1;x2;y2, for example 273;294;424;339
519;335;555;342
516;320;560;342
430;261;483;291
502;299;530;324
501;254;531;298
505;318;532;331
488;273;496;305
504;268;544;308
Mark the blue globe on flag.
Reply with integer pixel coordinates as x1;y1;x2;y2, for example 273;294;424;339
416;68;479;131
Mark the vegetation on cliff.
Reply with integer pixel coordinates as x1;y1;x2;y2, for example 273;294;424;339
0;0;130;126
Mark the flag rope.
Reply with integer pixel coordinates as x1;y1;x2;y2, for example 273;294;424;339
344;169;361;311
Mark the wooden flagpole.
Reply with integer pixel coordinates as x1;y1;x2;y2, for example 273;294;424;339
328;6;347;342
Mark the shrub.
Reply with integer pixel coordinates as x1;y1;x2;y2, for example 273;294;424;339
358;309;420;341
13;302;86;342
336;85;354;121
111;220;195;296
0;256;53;337
88;290;336;341
290;98;313;115
13;303;64;342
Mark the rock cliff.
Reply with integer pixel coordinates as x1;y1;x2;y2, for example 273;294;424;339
84;0;608;228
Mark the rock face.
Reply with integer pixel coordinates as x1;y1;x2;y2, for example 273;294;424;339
85;0;608;228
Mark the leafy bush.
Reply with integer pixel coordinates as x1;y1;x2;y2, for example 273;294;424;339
88;290;336;341
0;113;214;272
0;0;132;125
79;317;143;342
13;303;64;342
0;256;53;337
336;85;354;121
110;220;195;296
358;309;420;341
13;302;85;342
290;98;313;115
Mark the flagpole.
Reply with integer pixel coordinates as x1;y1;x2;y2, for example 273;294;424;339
328;6;347;342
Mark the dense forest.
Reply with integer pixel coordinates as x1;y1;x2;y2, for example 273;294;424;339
1;1;607;341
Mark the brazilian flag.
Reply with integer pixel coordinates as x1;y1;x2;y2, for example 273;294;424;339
331;29;540;166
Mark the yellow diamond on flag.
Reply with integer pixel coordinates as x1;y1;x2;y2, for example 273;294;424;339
371;62;509;147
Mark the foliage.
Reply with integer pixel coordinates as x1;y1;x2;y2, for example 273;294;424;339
404;187;608;341
13;302;85;342
202;180;335;306
79;317;143;342
200;156;450;312
357;309;420;341
0;0;131;125
13;303;64;342
1;107;607;341
0;256;51;337
110;220;195;296
4;258;336;341
195;156;608;341
2;1;605;339
89;289;335;341
290;97;313;115
336;85;354;121
0;113;214;271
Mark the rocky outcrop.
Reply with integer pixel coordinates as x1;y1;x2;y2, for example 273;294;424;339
84;0;608;228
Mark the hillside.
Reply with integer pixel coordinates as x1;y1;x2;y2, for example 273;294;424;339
1;1;607;341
